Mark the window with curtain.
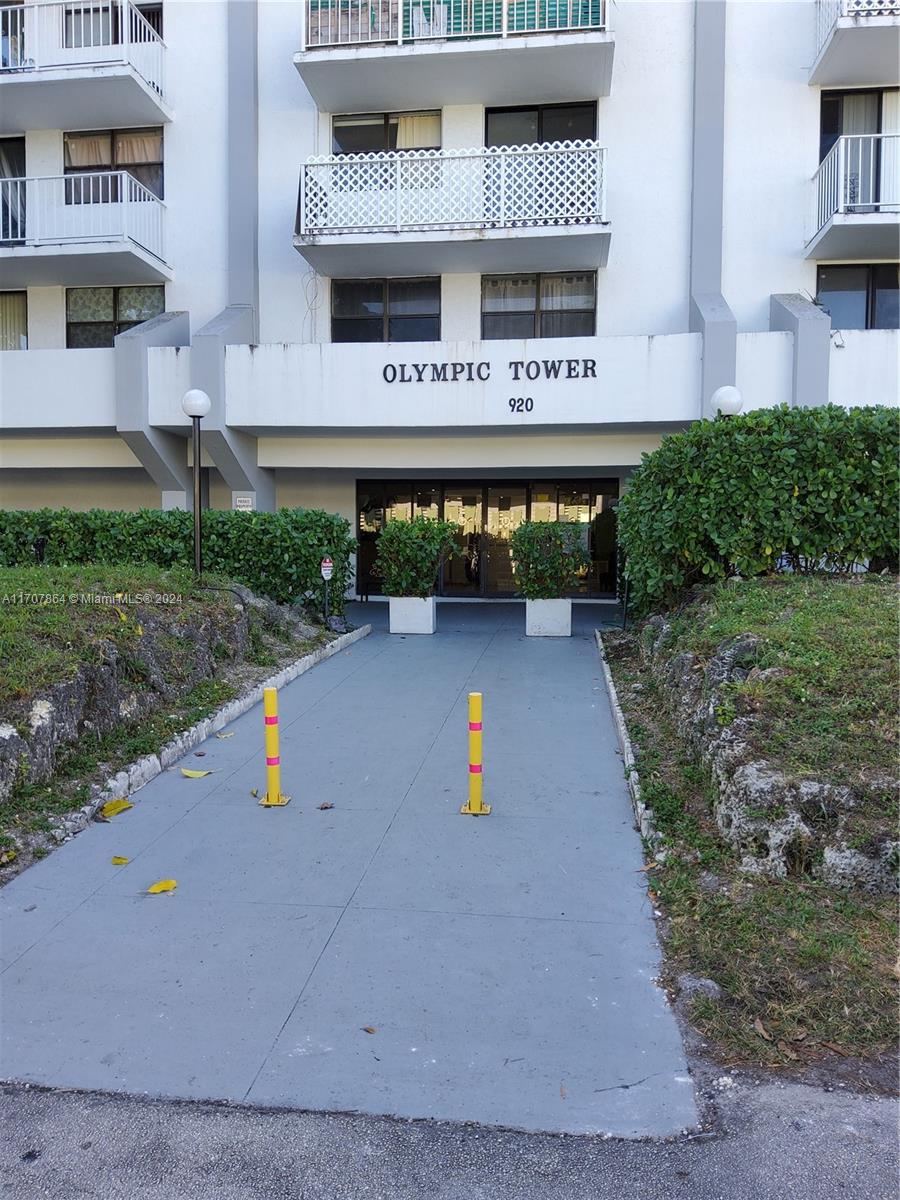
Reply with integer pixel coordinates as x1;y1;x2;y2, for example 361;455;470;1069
64;128;164;202
0;292;27;351
66;285;165;348
816;264;899;330
482;273;596;339
332;112;441;154
331;278;440;342
485;103;596;149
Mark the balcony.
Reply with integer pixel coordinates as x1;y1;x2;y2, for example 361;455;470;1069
294;141;609;276
0;348;116;429
294;0;614;110
0;171;169;286
807;134;900;259
810;0;900;86
0;0;169;134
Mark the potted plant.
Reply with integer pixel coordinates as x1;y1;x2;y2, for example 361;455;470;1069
510;521;590;637
375;514;457;634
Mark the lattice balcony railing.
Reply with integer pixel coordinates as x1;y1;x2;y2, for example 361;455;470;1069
816;0;900;54
298;141;607;236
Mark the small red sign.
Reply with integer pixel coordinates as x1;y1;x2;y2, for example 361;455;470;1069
321;556;334;581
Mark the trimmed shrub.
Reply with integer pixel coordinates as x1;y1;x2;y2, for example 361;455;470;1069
509;521;591;599
374;515;457;598
617;404;899;614
0;508;355;612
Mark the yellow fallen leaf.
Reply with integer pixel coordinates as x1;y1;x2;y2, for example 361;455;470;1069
753;1016;773;1042
0;848;17;865
115;607;128;623
100;798;134;819
215;732;235;740
136;623;143;636
147;879;177;894
361;1026;377;1035
110;856;130;866
180;768;212;779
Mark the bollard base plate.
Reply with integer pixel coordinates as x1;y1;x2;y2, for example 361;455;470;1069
459;803;491;815
259;794;291;807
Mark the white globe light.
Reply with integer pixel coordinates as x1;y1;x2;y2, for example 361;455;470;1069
182;388;212;419
711;385;743;417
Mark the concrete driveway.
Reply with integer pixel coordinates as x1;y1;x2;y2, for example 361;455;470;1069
0;602;695;1137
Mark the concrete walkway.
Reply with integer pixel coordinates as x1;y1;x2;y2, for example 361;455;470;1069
0;603;696;1137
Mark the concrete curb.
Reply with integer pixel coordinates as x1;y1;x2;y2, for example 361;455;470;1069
594;629;662;850
57;625;372;836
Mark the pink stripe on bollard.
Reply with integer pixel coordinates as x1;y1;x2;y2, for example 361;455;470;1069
264;715;279;725
266;756;280;767
468;722;482;731
469;764;482;774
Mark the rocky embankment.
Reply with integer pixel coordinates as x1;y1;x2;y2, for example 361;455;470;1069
634;615;898;894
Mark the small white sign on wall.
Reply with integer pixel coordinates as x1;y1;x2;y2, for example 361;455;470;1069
233;495;255;511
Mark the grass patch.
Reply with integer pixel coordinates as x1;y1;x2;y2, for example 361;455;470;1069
606;577;898;1067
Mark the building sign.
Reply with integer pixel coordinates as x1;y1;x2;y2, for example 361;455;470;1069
233;495;254;511
381;358;598;384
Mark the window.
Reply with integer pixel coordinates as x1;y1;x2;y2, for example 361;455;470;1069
64;128;164;200
0;137;26;243
0;292;27;350
66;286;165;348
481;273;596;340
485;103;596;148
816;265;899;330
331;278;440;343
332;112;441;155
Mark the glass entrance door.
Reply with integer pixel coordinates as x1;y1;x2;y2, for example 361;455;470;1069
484;485;527;595
442;487;484;595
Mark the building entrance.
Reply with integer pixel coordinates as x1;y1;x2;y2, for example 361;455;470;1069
356;479;619;598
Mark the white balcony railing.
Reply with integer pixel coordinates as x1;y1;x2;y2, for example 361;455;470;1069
301;0;606;50
0;171;166;262
0;0;164;95
813;133;900;233
299;141;606;236
816;0;900;54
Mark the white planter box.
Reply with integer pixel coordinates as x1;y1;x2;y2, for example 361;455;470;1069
525;598;572;637
389;595;437;634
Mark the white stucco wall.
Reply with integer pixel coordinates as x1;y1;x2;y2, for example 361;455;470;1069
0;348;116;428
723;0;820;330
828;330;900;407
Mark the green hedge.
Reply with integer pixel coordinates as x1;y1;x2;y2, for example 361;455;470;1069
618;404;899;614
0;508;355;612
509;521;590;599
374;515;457;598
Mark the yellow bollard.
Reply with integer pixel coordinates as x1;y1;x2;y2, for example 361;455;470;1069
460;691;490;815
259;686;290;806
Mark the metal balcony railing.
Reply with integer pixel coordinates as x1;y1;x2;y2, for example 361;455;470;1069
301;0;606;50
812;134;900;234
816;0;900;55
299;141;606;236
0;0;165;96
0;171;166;262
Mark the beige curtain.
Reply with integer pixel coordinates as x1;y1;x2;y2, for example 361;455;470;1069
115;130;163;164
0;291;27;351
395;112;441;150
881;90;899;208
64;134;112;169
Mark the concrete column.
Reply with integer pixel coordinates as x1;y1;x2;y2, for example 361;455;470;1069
689;0;737;418
114;312;192;505
770;294;831;408
191;306;276;512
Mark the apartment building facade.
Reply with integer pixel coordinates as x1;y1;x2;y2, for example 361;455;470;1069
0;0;897;597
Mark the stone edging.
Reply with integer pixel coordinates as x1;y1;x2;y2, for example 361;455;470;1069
594;629;663;851
59;625;372;836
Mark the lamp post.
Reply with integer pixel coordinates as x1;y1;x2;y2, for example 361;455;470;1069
181;388;211;575
711;385;743;418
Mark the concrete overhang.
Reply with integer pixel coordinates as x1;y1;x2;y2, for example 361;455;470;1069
0;66;171;135
809;17;900;87
293;32;614;111
294;223;611;277
805;210;900;260
0;240;171;287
